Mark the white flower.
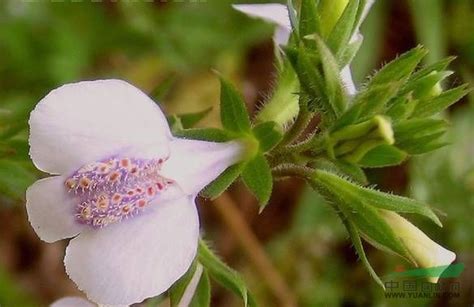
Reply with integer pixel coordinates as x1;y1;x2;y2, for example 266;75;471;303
26;79;244;305
50;296;99;307
379;210;456;283
233;1;375;96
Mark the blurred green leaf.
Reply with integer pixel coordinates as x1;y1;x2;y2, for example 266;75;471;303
0;160;36;201
327;0;359;56
198;239;256;307
219;77;251;134
242;153;273;209
358;144;408;168
413;84;470;117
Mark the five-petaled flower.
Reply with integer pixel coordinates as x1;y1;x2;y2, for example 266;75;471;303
26;79;244;305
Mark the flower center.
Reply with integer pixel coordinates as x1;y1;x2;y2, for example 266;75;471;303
65;157;173;228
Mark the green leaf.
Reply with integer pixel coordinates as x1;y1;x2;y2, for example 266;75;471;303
167;107;213;130
327;0;360;56
198;240;256;307
312;35;348;116
338;35;363;67
190;270;211;307
252;121;283;152
200;163;245;199
0;160;36;201
396;132;448;155
219;77;251;133
369;46;427;86
299;0;320;42
169;261;198;306
399;71;452;99
409;56;455;82
242;153;273;209
334;82;401;128
313;169;442;226
341;216;385;289
413;84;470;117
174;128;235;143
358;144;408;168
394;118;448;144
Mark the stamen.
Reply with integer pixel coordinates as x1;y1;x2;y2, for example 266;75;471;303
65;157;173;229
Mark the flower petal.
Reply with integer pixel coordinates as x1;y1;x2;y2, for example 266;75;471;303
29;79;171;175
64;196;199;305
50;297;96;307
341;65;357;95
233;4;291;45
26;177;84;243
160;138;244;195
233;4;291;30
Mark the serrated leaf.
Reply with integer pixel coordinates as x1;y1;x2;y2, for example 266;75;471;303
174;128;235;143
413;84;470;117
313;169;442;226
198;240;256;307
242;153;272;209
358;144;408;168
201;163;245;199
219;77;251;133
252;121;283;152
327;0;359;56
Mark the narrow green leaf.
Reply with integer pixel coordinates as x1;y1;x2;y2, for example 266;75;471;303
338;35;363;67
394;118;448;144
242;153;273;209
409;56;455;82
334;82;401;128
174;128;235;143
252;121;283;152
341;217;385;289
201;163;245;199
167;115;184;133
400;71;452;99
358;144;408;168
396;132;447;155
313;169;442;226
312;35;348;116
413;84;470;117
369;46;427;86
299;0;320;41
219;77;252;133
167;107;213;130
198;240;256;307
169;261;198;306
327;0;360;56
190;270;211;307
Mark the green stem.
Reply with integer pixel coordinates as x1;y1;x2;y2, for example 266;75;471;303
272;163;316;180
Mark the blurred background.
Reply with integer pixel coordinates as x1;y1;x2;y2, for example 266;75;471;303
0;0;473;306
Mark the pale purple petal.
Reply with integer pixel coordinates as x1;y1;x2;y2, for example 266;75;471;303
233;4;291;45
26;177;84;243
64;196;199;305
160;139;244;195
29;79;171;175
